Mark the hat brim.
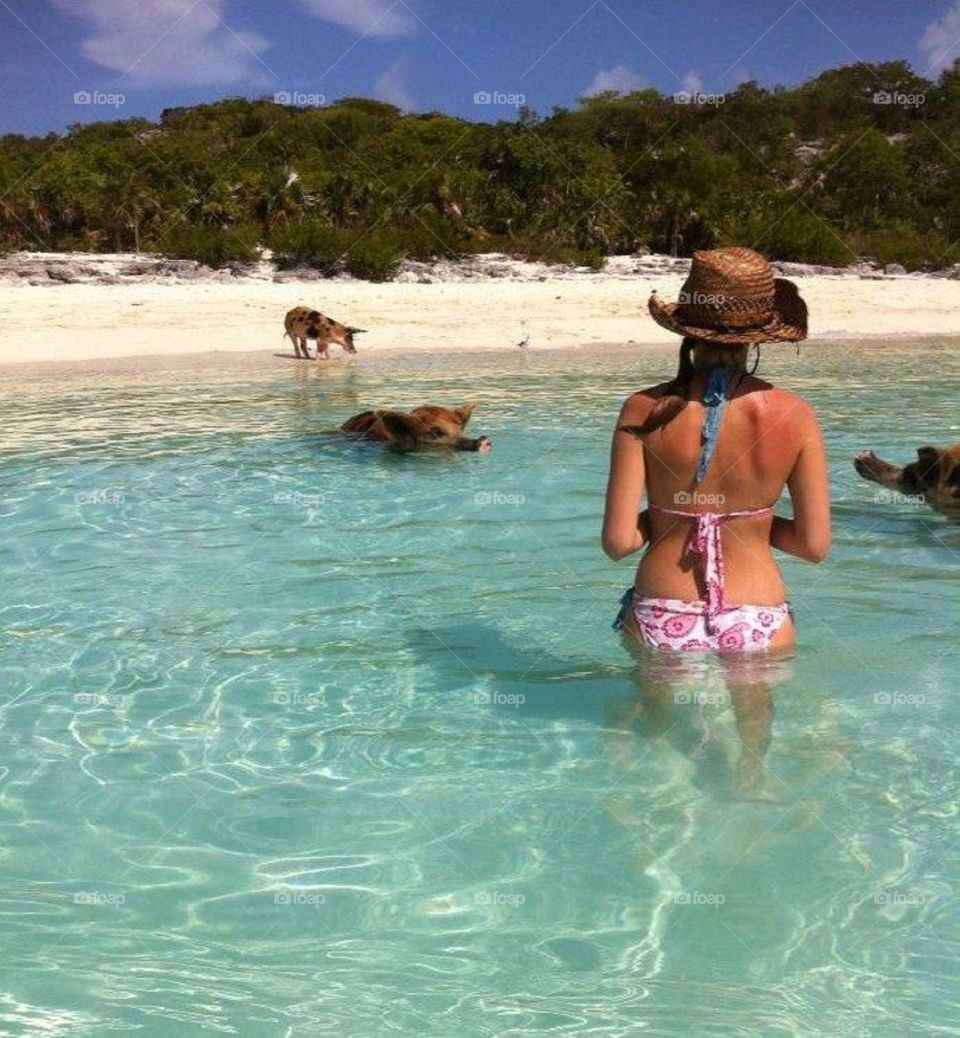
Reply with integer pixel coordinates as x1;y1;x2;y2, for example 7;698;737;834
648;278;808;345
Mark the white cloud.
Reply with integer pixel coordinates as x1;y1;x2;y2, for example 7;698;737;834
375;58;414;110
680;70;703;95
584;64;646;96
54;0;272;87
298;0;415;39
919;1;960;75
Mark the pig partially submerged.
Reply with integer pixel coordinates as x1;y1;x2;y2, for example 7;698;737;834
854;445;960;515
339;402;492;453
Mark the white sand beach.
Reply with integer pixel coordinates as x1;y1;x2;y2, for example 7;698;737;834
1;253;959;366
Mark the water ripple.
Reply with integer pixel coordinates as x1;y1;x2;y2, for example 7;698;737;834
0;346;958;1034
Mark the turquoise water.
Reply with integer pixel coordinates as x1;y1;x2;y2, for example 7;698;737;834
1;341;958;1036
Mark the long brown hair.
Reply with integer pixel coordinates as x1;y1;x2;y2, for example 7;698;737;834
619;338;749;437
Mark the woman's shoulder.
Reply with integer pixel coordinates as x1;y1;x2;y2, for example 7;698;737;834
618;382;676;417
744;378;818;426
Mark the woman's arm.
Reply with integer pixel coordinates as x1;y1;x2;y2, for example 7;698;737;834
602;397;651;561
770;402;831;563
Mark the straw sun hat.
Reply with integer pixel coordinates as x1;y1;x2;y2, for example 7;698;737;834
648;246;808;345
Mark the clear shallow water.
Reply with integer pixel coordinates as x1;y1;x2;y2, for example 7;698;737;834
1;342;958;1036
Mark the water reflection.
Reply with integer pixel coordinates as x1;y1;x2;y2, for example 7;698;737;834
610;639;798;800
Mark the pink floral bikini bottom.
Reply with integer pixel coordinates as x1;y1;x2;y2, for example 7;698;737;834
614;505;791;653
628;595;791;653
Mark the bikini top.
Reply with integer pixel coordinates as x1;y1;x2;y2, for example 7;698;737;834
650;364;772;627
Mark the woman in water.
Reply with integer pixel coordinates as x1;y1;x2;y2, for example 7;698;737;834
604;246;830;654
603;247;831;791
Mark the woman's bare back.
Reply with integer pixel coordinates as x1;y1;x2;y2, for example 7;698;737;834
621;373;816;606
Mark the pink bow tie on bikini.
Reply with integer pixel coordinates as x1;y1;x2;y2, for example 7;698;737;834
655;506;773;632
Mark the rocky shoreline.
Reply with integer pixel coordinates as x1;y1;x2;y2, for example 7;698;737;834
1;250;954;288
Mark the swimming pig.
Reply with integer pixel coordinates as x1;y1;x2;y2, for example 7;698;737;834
339;402;492;453
284;306;365;359
854;444;960;515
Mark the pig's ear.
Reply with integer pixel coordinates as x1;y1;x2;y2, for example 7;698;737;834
916;446;941;485
340;410;377;435
455;401;477;427
378;411;420;444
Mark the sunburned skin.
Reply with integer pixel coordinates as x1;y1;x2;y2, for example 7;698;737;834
603;358;832;654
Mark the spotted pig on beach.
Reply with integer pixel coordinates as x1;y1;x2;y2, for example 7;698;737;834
283;306;366;360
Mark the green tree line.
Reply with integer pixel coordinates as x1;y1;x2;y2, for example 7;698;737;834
1;60;959;278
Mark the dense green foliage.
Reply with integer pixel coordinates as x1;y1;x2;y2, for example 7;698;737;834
2;62;959;275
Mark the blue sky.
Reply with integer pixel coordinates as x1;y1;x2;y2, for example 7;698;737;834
1;0;959;134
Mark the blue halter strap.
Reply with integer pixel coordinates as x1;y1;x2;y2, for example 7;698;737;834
695;365;733;484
